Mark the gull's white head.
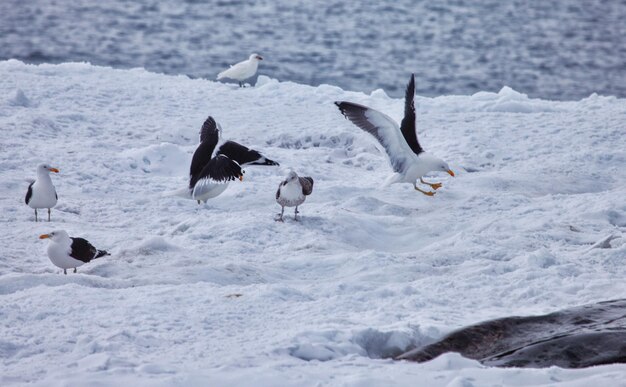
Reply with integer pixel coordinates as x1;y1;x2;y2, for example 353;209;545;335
39;230;70;243
434;159;455;177
422;154;455;177
249;53;263;61
285;171;298;182
37;163;60;174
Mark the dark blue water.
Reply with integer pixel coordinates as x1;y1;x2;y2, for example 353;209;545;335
1;0;625;99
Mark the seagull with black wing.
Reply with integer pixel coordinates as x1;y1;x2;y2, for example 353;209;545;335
39;230;109;275
25;163;59;221
187;116;279;203
335;74;454;196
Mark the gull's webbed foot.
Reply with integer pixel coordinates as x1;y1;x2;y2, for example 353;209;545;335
420;178;442;190
414;184;436;196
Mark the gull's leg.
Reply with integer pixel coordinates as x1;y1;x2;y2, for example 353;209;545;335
35;209;38;222
420;177;442;190
414;182;435;196
239;81;243;88
74;268;77;273
275;206;284;222
63;268;67;275
294;206;299;221
48;208;51;221
197;200;201;205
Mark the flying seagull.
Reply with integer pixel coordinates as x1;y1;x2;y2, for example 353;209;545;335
217;53;263;87
335;74;454;196
188;116;279;203
25;163;59;221
275;171;314;221
39;230;109;274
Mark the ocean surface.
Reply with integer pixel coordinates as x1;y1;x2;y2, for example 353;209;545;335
1;0;625;99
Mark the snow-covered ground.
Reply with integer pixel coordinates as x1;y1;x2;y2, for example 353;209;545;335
1;60;625;386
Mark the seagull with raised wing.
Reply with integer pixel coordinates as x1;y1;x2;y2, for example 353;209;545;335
39;230;109;275
187;116;279;203
275;171;314;221
217;53;263;87
25;163;59;221
335;74;454;196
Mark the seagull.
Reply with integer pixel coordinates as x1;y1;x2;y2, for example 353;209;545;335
25;163;59;221
39;230;109;274
275;171;314;222
217;53;263;87
335;74;454;196
188;116;279;203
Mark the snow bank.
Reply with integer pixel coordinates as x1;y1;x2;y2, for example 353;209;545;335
0;60;625;386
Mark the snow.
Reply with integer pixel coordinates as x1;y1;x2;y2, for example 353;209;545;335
1;59;625;386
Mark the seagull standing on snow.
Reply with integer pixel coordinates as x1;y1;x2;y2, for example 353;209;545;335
25;163;59;221
189;116;279;203
217;53;263;87
275;171;314;222
39;230;109;274
335;74;454;196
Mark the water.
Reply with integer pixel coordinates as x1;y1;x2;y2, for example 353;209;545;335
1;0;625;99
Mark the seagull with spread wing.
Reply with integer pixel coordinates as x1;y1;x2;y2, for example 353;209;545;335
335;74;454;196
187;116;279;203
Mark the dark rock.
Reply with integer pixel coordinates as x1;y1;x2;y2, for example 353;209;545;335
397;299;626;368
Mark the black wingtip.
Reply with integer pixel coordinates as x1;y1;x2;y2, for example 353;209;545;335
96;250;109;258
265;159;280;166
200;116;218;143
406;74;415;98
335;101;348;117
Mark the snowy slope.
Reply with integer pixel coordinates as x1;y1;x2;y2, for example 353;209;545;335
0;60;625;386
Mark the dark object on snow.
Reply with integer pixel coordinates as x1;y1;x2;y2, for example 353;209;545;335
397;299;626;368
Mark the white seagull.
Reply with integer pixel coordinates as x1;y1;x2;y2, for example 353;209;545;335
188;116;279;203
217;53;263;87
275;171;314;222
25;163;59;221
335;74;454;196
39;230;109;274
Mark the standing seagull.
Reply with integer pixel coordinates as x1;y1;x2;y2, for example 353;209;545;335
189;116;279;203
39;230;109;274
335;74;454;196
25;163;59;221
275;171;314;221
217;53;263;87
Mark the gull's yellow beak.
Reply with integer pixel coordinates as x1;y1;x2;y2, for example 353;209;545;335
447;170;455;177
239;175;243;181
49;168;59;173
39;234;50;239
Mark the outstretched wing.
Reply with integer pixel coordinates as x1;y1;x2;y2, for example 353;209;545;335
200;116;220;143
192;155;243;198
190;117;220;188
299;177;314;196
399;74;423;155
69;237;98;263
216;141;279;166
335;101;413;173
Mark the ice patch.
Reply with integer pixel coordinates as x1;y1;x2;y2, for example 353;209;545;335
7;89;34;107
289;327;428;361
424;86;563;113
122;143;190;176
120;236;179;256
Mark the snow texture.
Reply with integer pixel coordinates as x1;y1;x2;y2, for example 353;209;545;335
0;60;625;386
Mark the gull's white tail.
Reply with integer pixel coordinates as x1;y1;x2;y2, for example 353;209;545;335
161;187;193;199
